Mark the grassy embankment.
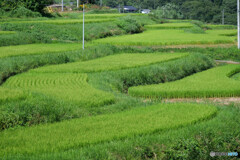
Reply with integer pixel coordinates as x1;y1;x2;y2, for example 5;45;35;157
129;64;240;98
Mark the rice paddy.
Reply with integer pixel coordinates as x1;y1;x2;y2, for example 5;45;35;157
0;103;217;155
205;24;237;30
129;64;240;98
3;73;114;106
145;23;194;29
0;13;239;159
0;43;83;58
93;29;236;46
31;52;188;73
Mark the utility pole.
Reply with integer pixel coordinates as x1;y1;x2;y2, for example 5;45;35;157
118;4;121;13
62;0;64;12
77;0;79;9
83;3;85;50
100;0;102;7
238;0;240;49
222;9;224;25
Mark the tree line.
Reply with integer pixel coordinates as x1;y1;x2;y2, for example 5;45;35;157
0;0;237;24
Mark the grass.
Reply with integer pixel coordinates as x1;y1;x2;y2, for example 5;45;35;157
0;43;83;58
3;73;114;106
204;24;237;30
31;52;189;73
93;29;236;46
0;87;26;102
0;19;115;25
0;103;217;155
145;23;194;29
129;64;240;98
0;31;15;34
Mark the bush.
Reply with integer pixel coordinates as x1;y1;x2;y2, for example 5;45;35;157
116;16;144;34
153;3;184;19
10;7;41;18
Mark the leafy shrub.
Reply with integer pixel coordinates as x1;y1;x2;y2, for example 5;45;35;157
10;7;41;18
153;3;184;19
117;16;144;34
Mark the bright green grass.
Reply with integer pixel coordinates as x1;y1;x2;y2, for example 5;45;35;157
145;23;194;29
3;73;114;106
0;103;217;155
0;87;26;102
31;53;188;73
0;43;83;58
93;29;236;46
205;24;237;30
0;19;114;25
129;64;240;98
0;31;16;35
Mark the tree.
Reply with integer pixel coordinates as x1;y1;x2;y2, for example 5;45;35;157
0;0;54;14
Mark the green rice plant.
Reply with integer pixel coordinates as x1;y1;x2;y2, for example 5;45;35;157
93;29;236;46
129;64;240;98
0;31;15;34
145;23;194;29
12;104;239;160
3;73;114;106
0;103;217;155
0;87;26;102
0;43;83;58
204;24;237;30
31;53;188;73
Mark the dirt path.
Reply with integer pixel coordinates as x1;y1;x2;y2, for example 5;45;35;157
215;60;240;64
163;97;240;105
153;44;236;49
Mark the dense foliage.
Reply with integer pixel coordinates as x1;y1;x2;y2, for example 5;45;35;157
95;0;237;24
0;0;54;14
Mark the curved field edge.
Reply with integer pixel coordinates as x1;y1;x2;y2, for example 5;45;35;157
0;43;83;59
3;73;115;107
0;103;217;155
30;52;189;73
11;104;238;160
92;30;236;46
129;64;240;98
0;53;214;130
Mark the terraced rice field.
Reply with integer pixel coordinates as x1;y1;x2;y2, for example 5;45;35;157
129;64;240;98
145;23;194;29
93;29;236;46
205;24;237;30
3;73;114;106
0;103;217;155
32;53;188;73
0;43;82;58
